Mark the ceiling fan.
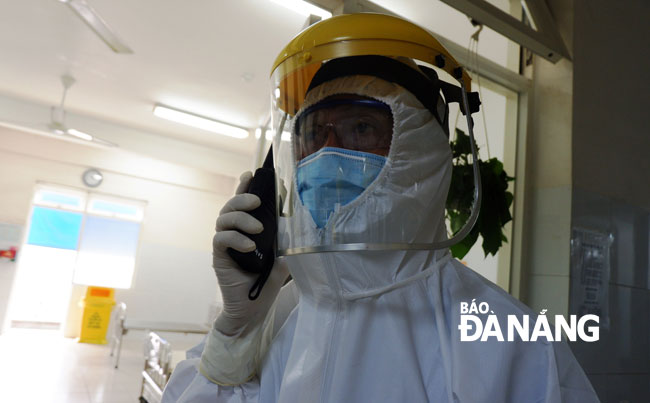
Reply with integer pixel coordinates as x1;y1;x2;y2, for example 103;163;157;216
57;0;133;54
49;75;117;146
0;74;117;147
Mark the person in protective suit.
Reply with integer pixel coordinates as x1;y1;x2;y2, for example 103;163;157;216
162;13;599;403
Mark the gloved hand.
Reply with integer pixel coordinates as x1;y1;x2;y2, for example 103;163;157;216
211;171;289;337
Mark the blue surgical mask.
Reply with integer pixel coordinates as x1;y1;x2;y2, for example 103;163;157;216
296;147;386;228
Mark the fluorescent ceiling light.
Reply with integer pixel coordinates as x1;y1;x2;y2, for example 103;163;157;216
270;0;332;19
67;128;93;141
153;105;249;139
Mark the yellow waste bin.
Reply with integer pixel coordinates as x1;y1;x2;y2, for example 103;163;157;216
78;286;115;344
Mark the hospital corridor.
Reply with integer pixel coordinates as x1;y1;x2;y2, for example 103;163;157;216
0;328;201;402
0;0;648;402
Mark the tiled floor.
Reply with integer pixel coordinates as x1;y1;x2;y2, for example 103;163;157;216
0;328;204;403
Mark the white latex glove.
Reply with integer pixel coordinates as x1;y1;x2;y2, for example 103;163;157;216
211;171;289;337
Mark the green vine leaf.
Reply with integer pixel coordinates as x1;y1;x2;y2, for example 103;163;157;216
452;128;472;159
446;129;515;259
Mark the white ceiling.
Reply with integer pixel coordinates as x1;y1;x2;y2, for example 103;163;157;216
0;0;514;162
0;0;308;156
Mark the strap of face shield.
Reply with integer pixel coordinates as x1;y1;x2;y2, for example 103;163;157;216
306;55;481;137
417;65;481;115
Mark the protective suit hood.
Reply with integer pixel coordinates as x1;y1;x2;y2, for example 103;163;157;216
283;74;452;298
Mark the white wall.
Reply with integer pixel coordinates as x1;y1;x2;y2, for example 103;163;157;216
0;125;245;334
520;37;574;316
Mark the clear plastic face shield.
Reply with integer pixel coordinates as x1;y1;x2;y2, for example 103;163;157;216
270;56;481;256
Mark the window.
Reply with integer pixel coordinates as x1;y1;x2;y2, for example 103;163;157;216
10;185;145;325
27;186;145;289
32;188;86;211
72;215;142;288
87;194;144;221
27;207;83;250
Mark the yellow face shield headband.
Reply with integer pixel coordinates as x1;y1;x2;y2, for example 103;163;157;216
270;13;472;117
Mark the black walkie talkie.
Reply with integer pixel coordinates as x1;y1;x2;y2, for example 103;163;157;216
227;147;277;300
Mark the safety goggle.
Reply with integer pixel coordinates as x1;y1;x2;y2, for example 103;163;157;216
294;99;393;160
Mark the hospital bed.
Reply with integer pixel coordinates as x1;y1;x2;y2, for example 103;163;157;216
109;302;210;369
139;331;189;403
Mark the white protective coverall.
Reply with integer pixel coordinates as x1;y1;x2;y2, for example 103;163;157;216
162;75;599;403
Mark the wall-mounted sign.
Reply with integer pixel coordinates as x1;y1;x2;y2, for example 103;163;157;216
570;228;612;329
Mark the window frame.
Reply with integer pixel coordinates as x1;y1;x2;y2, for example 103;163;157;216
28;183;147;289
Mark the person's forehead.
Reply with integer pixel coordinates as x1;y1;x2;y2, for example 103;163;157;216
320;93;376;102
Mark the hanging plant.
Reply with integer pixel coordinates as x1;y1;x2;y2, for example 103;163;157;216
446;128;514;259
